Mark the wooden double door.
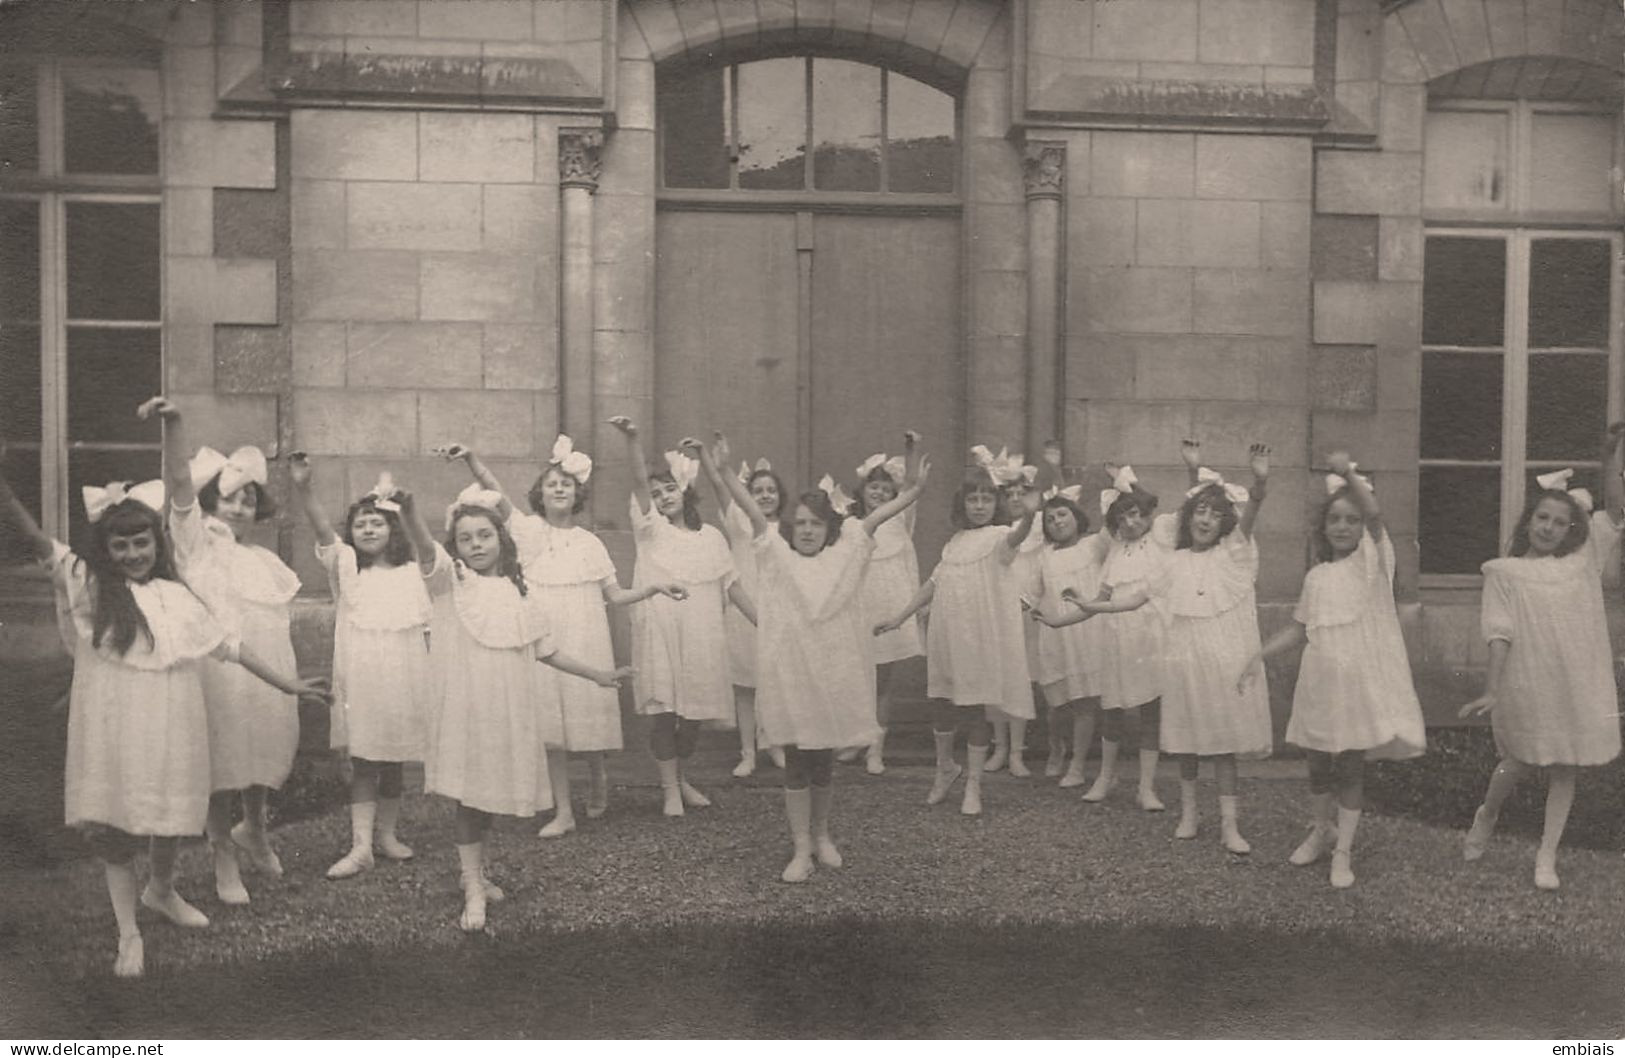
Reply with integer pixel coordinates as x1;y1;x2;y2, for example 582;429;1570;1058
655;208;962;570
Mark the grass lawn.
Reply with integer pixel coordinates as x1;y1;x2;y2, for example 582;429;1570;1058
3;751;1624;1039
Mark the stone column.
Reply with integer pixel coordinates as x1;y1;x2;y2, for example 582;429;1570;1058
559;128;603;442
1022;139;1065;458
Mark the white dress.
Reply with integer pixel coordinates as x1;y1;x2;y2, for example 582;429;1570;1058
1033;537;1106;708
1151;529;1272;758
509;514;624;752
753;522;883;750
1286;527;1426;759
1478;512;1622;767
925;526;1035;719
722;503;760;688
47;541;224;836
1014;531;1045;693
863;511;923;664
1097;519;1173;711
629;496;737;725
423;544;556;817
318;540;432;761
170;502;302;790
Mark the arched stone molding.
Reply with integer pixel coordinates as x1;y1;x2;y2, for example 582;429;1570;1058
1380;0;1623;86
591;0;1025;528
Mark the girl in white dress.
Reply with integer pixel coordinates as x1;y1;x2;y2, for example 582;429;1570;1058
0;467;323;979
1239;452;1425;888
849;435;925;774
1026;486;1109;791
700;434;929;880
608;416;757;818
698;453;786;777
290;456;433;881
446;438;684;835
155;398;302;906
878;446;1040;816
1457;429;1624;891
1067;442;1272;852
990;509;1044;779
405;485;629;931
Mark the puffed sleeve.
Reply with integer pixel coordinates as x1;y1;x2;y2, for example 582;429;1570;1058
1588;510;1621;587
41;540;90;652
422;541;454;597
1480;564;1515;644
1150;512;1180;550
168;499;207;568
315;538;357;598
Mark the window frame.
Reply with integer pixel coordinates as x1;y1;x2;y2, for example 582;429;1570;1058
0;54;163;552
656;55;962;213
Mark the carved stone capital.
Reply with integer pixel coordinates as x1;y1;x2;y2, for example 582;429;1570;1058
1021;140;1065;200
559;128;604;190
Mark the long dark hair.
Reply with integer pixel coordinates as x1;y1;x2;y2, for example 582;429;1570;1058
1175;483;1238;550
86;500;180;655
1508;488;1589;558
341;498;413;570
649;468;703;530
780;489;845;553
446;504;528;596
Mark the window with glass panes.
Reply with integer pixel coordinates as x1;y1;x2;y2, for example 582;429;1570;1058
658;57;957;196
1418;99;1622;577
0;58;161;563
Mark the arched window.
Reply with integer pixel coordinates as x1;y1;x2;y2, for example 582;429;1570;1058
1417;64;1622;576
658;57;956;196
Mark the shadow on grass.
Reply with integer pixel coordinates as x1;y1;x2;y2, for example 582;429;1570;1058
6;918;1620;1039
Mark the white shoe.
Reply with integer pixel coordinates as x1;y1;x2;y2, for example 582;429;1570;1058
1534;850;1560;891
230;821;284;877
814;837;843;869
114;933;144;979
732;758;755;778
926;763;962;805
1289;825;1334;866
781;853;814;883
1463;806;1494;862
141;887;210;928
679;780;712;808
1329;850;1355;889
325;846;374;880
538;814;576;839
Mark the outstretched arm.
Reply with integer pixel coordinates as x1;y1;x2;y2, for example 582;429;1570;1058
727;581;757;626
877;579;935;634
236;643;331;704
608;416;653;515
288;453;338;547
1602;423;1625;526
440;443;513;521
1001;486;1042;562
1237;443;1270;541
602;577;688;606
1235;620;1306;694
0;454;53;561
861;454;931;536
542;648;633;689
1326;449;1382;537
396;490;438;574
1180;438;1203;489
143;397;193;511
1459;639;1510;719
699;433;764;536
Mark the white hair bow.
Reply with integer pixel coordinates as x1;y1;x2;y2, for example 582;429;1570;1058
1098;465;1139;517
737;457;772;485
1186;467;1250;505
971;445;1037;487
189;445;268;496
664;450;699;493
856;453;906;484
1045;483;1084;504
364;472;403;513
1325;461;1373;496
83;480;166;523
445;481;506;530
548;434;593;483
817;474;856;516
1535;468;1594;514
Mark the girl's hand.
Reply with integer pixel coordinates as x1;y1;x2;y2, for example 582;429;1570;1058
913;454;932;491
903;429;922;449
293;677;332;706
393;489;415;511
1028;608;1057;628
596;665;635;689
709;431;732;468
1042;440;1062;468
656;583;688;601
607;416;638;437
434;443;472;462
1180;439;1202;470
137;396;179;421
1235;666;1259;696
873;620;896;636
678;436;706;461
1249;443;1272;481
1325;449;1354;478
1059;587;1081;606
333;748;354;786
288;451;313;487
1458;694;1497;719
1017;485;1043;516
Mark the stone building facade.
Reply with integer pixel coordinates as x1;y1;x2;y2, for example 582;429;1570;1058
1;0;1621;731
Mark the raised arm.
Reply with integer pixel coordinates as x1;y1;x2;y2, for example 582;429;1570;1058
1001;486;1041;561
608;416;653;515
861;454;931;536
1180;438;1203;489
1602;423;1625;526
1326;449;1382;537
142;396;193;511
0;451;53;562
287;452;337;547
698;433;764;537
395;489;438;574
440;443;513;521
1237;443;1270;541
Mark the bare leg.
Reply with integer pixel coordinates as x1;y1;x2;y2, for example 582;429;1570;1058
733;686;759;777
1465;757;1528;861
